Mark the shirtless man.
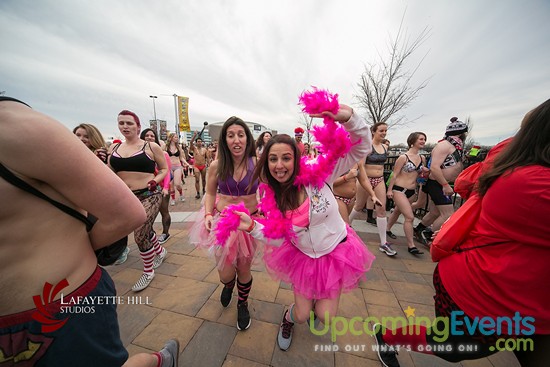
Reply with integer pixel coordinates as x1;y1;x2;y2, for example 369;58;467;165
190;132;210;199
0;98;178;366
414;117;468;244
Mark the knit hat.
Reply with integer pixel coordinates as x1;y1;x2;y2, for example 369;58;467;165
445;117;468;136
294;127;304;137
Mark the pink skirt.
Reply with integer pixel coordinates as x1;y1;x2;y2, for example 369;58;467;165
263;225;375;300
189;206;257;271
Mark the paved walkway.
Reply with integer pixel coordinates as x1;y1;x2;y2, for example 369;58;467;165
106;178;521;367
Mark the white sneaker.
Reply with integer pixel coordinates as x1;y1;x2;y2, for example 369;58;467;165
153;247;168;269
170;199;176;206
132;272;155;292
379;243;397;257
179;196;185;202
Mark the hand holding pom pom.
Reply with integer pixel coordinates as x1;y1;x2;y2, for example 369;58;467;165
214;202;251;246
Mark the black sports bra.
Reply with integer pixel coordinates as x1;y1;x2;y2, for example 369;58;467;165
0;163;96;231
168;150;180;157
110;143;156;174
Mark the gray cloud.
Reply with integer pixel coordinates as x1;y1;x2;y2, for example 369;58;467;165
1;0;549;145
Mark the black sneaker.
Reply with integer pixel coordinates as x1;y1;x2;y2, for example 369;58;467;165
421;229;434;245
413;227;427;245
220;285;233;307
366;217;377;226
386;230;397;239
195;192;200;199
372;323;400;367
237;302;251;331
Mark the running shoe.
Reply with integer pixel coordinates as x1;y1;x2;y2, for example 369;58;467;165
278;310;294;351
372;323;400;367
386;230;397;239
170;199;176;206
158;339;180;367
114;247;130;265
379;243;397;256
237;302;251;331
220;285;234;307
158;233;170;245
366;217;377;226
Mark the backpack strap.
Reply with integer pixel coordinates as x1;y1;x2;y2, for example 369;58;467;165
0;163;96;231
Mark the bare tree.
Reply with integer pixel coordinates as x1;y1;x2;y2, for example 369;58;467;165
297;113;315;144
355;13;430;128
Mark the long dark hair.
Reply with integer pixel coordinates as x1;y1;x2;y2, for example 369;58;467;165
253;134;302;212
139;128;160;145
256;131;272;150
478;99;550;196
217;116;256;181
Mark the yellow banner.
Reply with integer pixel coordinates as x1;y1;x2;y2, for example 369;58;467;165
177;96;190;132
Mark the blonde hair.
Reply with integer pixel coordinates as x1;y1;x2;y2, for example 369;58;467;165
73;123;106;152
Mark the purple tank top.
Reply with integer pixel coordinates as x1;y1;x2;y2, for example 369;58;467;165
218;158;259;196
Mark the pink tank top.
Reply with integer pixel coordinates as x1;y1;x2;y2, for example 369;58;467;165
286;197;310;227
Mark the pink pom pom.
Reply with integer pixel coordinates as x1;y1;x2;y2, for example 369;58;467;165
299;87;339;116
295;87;356;188
214;202;250;246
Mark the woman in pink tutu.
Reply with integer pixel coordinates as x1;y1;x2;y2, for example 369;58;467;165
233;102;376;351
189;116;259;331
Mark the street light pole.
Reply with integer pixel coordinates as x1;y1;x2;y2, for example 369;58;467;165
149;95;158;136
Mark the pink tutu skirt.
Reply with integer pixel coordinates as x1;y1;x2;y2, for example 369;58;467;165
189;206;258;271
263;225;375;300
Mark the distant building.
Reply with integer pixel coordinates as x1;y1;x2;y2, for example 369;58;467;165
181;128;213;145
206;121;276;143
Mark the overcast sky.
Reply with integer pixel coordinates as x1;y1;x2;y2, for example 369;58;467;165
2;0;549;145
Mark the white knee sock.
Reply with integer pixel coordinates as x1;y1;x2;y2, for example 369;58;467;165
377;217;387;245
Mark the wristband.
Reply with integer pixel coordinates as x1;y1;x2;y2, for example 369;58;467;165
204;212;213;218
147;180;157;192
443;183;450;187
343;176;348;182
245;220;256;233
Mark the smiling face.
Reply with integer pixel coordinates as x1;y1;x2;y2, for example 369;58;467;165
373;124;388;140
263;132;272;144
143;130;156;143
74;127;91;148
226;124;247;158
415;134;426;148
268;143;295;183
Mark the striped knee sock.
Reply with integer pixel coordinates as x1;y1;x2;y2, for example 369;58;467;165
140;247;156;274
237;278;252;305
151;233;163;255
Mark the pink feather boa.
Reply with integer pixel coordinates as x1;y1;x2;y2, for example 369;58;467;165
214;202;250;246
295;87;354;188
215;87;354;243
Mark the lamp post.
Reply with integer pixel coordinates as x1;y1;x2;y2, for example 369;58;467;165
149;95;158;136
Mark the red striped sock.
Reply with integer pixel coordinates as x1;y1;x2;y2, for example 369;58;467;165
151;233;162;255
140;247;156;273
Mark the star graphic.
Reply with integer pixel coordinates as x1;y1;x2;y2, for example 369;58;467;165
404;306;416;318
